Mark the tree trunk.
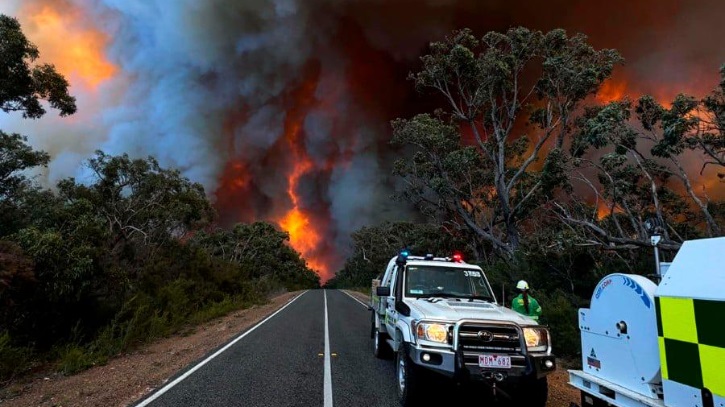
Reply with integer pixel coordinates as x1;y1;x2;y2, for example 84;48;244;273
672;157;722;236
505;217;520;254
630;151;670;241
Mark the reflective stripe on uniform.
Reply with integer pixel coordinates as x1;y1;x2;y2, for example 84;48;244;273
655;296;725;398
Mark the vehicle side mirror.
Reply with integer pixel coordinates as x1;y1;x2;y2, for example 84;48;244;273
376;286;391;297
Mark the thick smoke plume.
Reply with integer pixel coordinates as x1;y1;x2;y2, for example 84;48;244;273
1;0;723;281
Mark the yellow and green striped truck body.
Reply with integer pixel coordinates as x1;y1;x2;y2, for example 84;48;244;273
655;296;725;406
654;237;725;407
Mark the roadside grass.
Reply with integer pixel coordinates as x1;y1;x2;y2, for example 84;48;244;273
0;333;34;382
82;293;267;371
346;286;370;296
189;296;258;326
57;345;95;375
2;285;275;383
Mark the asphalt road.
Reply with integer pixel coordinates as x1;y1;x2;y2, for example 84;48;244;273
131;289;498;407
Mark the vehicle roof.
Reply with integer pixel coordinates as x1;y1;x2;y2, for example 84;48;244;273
404;260;482;269
656;236;725;301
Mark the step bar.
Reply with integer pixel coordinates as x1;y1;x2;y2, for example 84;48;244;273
568;370;664;407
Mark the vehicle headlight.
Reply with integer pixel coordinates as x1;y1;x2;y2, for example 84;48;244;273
523;327;549;352
416;323;449;343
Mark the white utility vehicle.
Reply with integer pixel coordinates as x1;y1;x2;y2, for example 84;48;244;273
369;251;557;407
568;236;725;407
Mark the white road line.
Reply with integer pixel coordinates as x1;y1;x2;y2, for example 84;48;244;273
135;290;309;407
341;289;369;309
324;290;333;407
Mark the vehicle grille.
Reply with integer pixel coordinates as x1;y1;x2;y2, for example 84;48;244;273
457;323;527;371
457;324;521;353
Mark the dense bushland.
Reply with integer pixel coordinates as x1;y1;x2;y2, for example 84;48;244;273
0;147;320;381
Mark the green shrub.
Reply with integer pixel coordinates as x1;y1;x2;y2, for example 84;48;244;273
537;290;583;358
190;296;243;325
87;322;123;363
120;294;168;347
0;332;33;381
157;279;197;328
57;345;95;375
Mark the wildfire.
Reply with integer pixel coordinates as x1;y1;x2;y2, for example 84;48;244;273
275;72;331;281
213;64;341;283
279;208;328;273
19;2;116;90
596;202;613;220
596;78;628;104
278;156;324;269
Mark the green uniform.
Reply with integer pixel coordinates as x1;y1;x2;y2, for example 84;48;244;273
512;294;542;321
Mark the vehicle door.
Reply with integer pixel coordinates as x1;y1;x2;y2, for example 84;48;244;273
385;265;399;334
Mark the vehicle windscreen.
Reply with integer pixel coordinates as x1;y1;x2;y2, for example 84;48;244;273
405;265;493;300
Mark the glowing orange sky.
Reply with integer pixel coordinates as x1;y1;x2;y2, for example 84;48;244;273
18;2;116;90
596;79;628;104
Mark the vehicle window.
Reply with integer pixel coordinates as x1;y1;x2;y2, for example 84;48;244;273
405;266;493;300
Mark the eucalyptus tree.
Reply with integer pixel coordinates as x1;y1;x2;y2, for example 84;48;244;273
391;27;622;258
0;14;76;118
697;65;724;175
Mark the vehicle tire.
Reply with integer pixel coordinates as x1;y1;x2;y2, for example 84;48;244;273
515;376;548;407
370;311;375;339
396;343;423;407
372;315;391;359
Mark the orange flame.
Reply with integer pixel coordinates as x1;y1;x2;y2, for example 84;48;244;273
596;79;628;103
276;71;331;281
19;2;116;90
278;156;324;267
596;201;613;220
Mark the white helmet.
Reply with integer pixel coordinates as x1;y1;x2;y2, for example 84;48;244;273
516;280;529;291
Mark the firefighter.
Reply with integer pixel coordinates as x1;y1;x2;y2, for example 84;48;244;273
511;280;542;321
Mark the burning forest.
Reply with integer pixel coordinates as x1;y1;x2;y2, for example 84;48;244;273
1;0;724;282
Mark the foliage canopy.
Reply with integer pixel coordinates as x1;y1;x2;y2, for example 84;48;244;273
0;15;76;119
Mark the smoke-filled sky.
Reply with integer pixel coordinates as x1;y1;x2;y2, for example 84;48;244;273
1;0;724;281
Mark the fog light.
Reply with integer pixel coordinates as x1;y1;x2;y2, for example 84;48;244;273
420;352;442;365
545;360;554;369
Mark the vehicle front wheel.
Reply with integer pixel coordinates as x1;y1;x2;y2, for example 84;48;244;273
396;343;423;407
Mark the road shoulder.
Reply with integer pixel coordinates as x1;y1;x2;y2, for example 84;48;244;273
342;289;370;306
0;291;302;407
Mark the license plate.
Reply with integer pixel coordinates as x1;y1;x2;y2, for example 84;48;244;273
478;354;511;369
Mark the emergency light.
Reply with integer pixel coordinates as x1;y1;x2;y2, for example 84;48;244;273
396;249;410;265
